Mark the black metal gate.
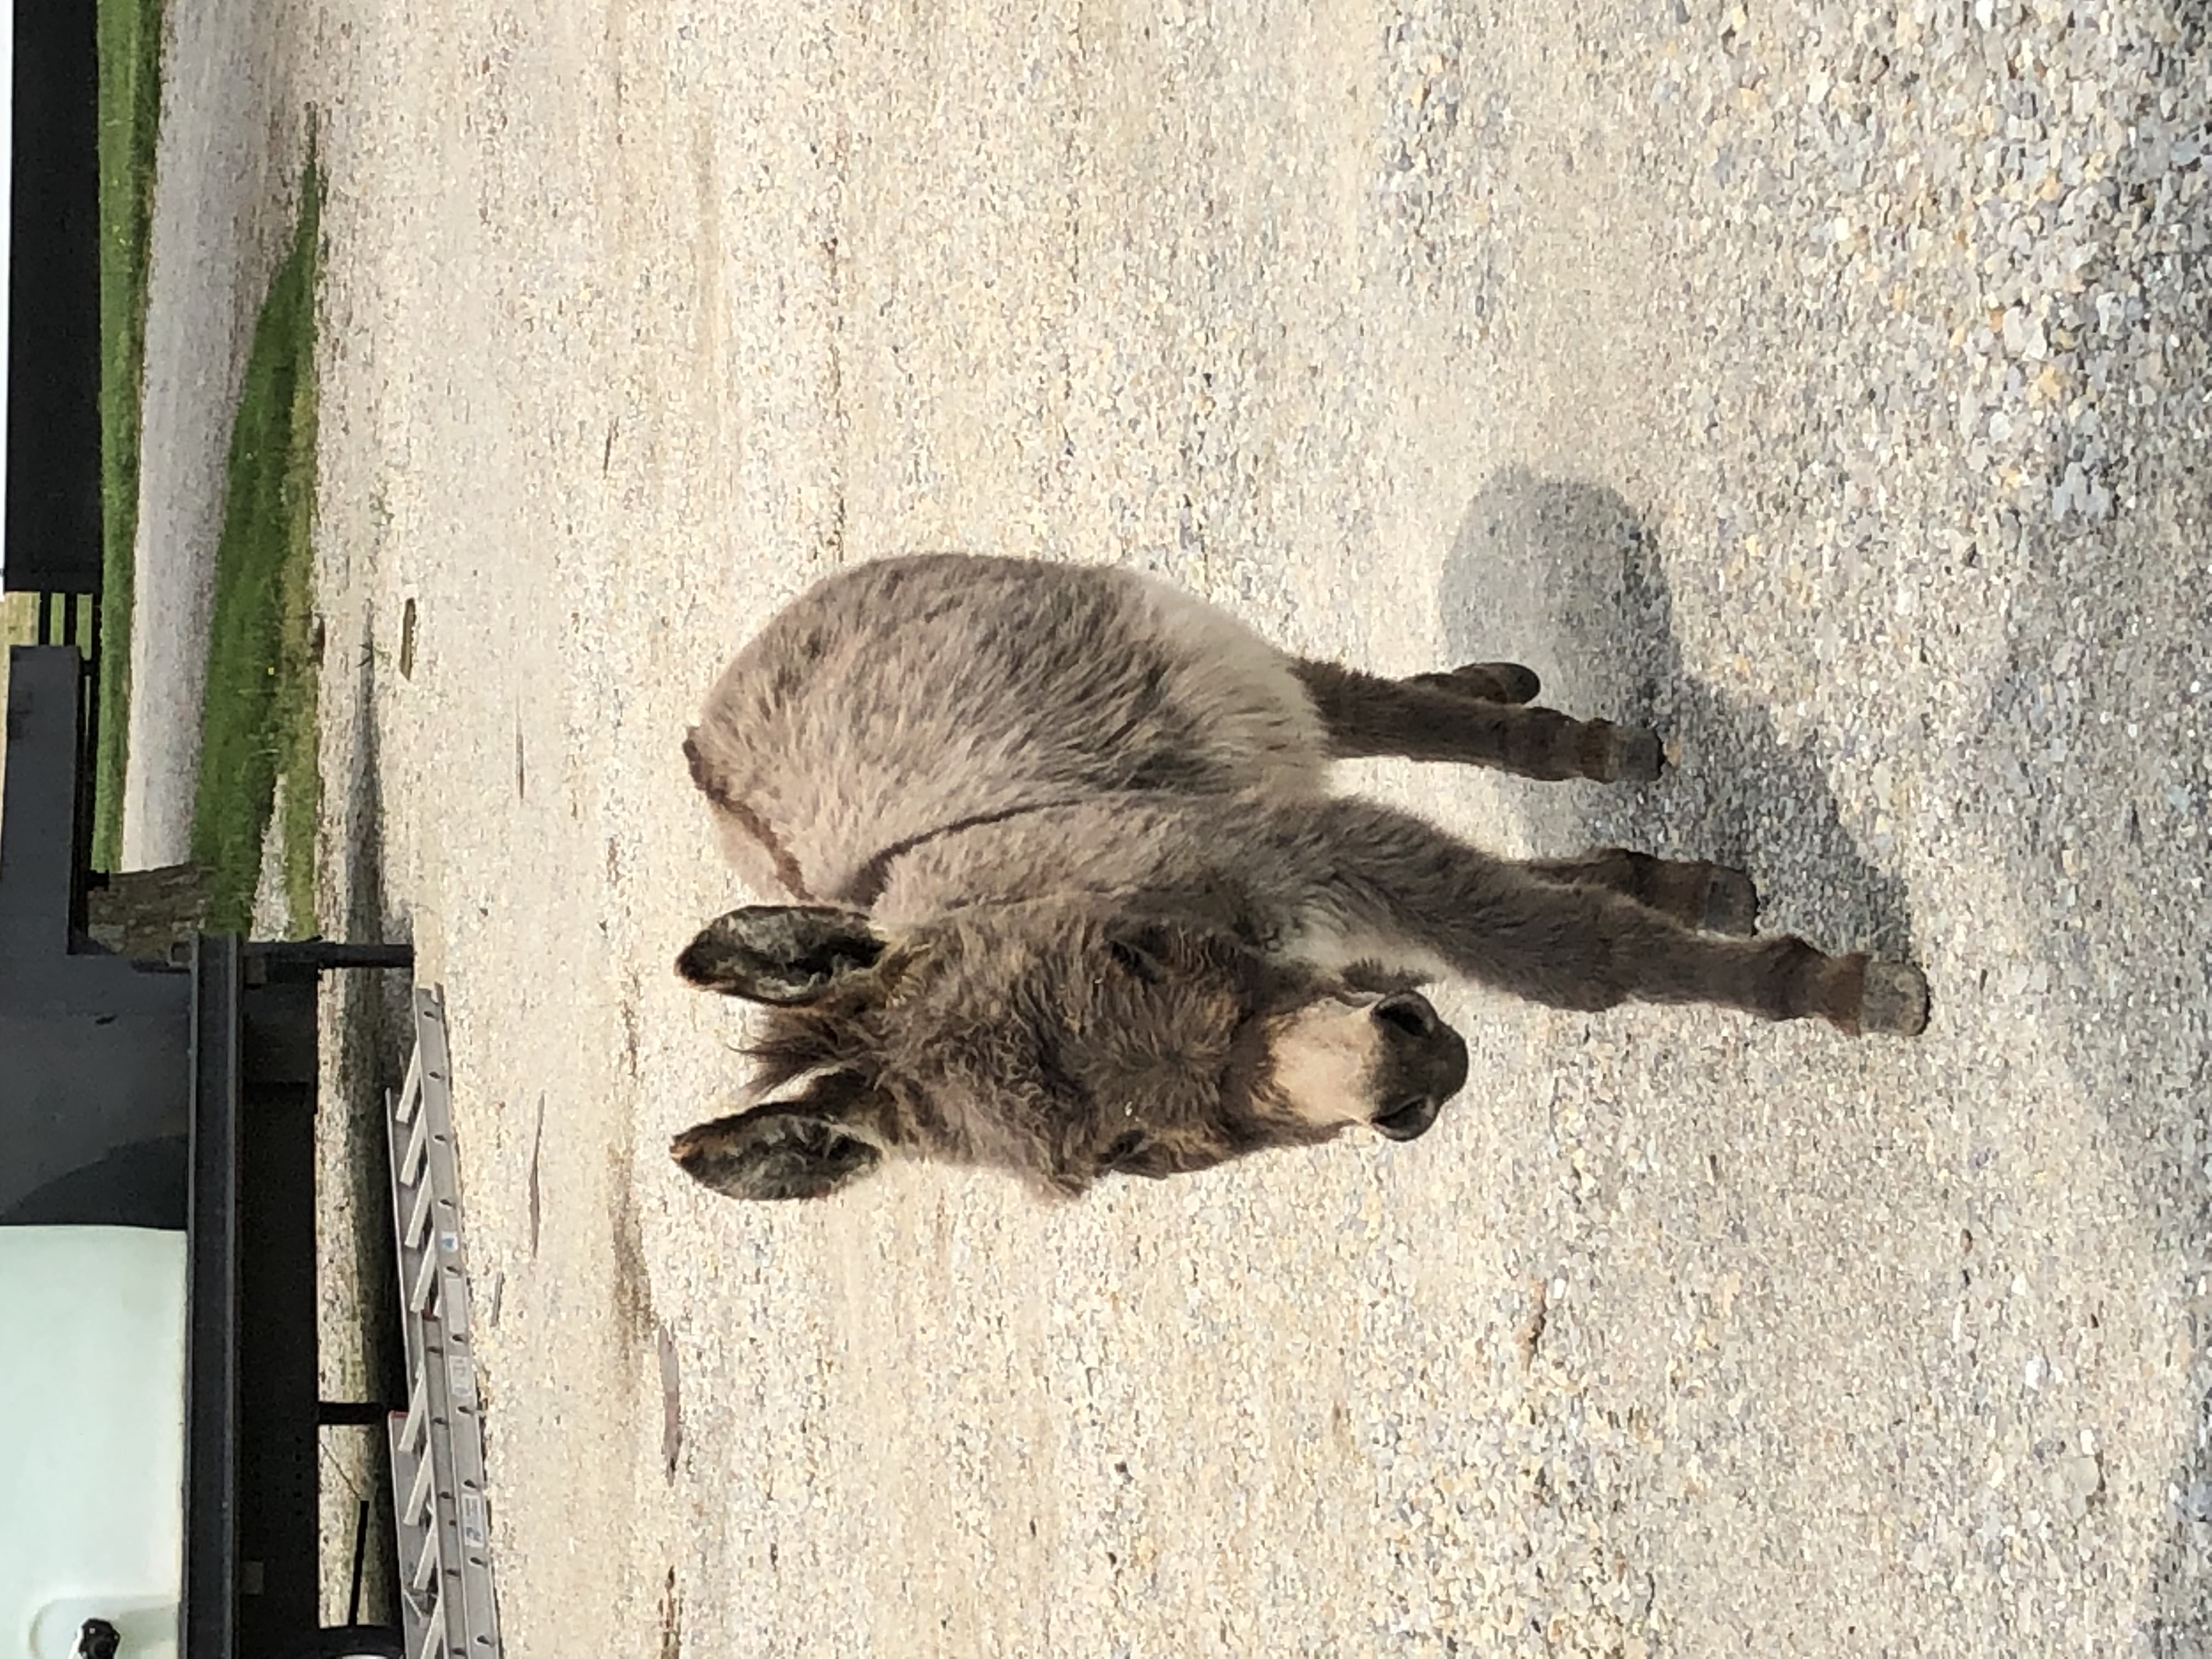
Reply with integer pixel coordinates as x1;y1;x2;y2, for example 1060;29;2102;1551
4;0;104;596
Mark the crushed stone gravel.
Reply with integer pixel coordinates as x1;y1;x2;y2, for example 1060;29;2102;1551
125;0;2212;1650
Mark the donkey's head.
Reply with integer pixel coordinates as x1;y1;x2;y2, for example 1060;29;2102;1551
669;902;1469;1201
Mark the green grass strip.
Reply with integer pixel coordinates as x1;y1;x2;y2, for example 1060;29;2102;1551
190;156;323;935
92;0;167;868
276;246;323;939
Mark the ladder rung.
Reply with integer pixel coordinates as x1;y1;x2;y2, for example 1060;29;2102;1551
396;1042;424;1122
405;1447;435;1527
407;1180;435;1250
402;1110;430;1184
410;1519;439;1591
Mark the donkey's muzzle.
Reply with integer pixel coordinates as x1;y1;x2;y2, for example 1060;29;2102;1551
1368;991;1469;1141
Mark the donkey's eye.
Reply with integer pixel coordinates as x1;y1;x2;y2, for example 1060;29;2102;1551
1107;938;1165;985
1103;1130;1149;1168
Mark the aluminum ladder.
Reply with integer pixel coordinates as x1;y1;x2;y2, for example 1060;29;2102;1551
383;986;504;1659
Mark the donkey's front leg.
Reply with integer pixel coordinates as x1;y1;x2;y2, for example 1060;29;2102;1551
1267;800;1928;1035
1469;866;1928;1034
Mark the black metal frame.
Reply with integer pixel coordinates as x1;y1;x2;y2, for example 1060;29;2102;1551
184;940;244;1659
185;936;410;1659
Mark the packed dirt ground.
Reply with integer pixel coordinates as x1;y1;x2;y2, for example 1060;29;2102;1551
137;0;2212;1650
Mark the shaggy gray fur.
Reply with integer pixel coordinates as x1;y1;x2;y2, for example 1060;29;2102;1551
674;555;1927;1201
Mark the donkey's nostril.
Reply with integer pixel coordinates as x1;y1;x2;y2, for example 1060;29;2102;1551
1373;991;1440;1041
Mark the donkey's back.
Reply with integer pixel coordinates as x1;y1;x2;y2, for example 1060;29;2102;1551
684;555;1327;907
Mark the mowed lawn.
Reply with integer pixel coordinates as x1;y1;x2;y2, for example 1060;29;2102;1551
93;0;166;868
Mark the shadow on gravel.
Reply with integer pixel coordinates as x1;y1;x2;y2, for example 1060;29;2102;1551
1437;467;1918;961
318;606;416;1628
1438;459;2211;1645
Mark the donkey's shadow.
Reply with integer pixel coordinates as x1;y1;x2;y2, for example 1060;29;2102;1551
1437;469;1916;960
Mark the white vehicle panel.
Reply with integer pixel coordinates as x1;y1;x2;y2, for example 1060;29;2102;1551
0;1226;185;1659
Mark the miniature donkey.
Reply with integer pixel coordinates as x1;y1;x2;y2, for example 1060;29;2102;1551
673;554;1927;1202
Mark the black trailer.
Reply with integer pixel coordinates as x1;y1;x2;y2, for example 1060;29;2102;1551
3;645;419;1659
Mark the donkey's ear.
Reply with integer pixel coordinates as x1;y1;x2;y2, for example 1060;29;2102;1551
670;1085;883;1202
676;905;885;1004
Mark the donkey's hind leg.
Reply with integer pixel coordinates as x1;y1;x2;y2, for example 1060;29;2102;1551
1293;660;1662;783
1405;661;1543;705
1522;848;1759;936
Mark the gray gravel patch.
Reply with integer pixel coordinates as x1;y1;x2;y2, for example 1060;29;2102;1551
281;0;2212;1652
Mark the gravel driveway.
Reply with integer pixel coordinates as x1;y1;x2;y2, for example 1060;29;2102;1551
282;0;2212;1651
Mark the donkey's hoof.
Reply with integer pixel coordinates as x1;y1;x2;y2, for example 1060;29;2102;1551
1860;962;1930;1036
1604;725;1664;784
1699;868;1760;936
